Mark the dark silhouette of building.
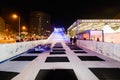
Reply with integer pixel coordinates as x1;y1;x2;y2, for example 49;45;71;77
29;11;51;36
0;17;5;32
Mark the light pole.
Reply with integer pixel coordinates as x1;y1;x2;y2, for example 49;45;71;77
18;16;20;36
12;14;21;36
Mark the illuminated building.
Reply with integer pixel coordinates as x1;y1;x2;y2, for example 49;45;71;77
67;19;120;43
29;11;51;36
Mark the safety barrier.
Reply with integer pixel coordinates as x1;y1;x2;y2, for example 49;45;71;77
77;40;120;61
0;40;46;62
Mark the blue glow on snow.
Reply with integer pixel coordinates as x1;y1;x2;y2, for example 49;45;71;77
47;28;68;42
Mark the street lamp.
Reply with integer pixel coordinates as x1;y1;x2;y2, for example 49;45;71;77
12;14;20;36
22;25;26;32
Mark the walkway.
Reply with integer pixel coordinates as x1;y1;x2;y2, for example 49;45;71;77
0;41;120;80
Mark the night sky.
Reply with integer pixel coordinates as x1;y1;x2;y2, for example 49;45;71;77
0;0;120;30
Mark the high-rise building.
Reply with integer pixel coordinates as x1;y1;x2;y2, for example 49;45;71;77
0;17;5;32
29;11;51;36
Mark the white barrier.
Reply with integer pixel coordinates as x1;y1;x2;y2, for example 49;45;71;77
0;40;47;62
77;40;120;61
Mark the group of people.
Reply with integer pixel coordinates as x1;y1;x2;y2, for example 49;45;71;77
70;36;77;45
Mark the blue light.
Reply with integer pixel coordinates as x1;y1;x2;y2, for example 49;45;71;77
47;27;69;42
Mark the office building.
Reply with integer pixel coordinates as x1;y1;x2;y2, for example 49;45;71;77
29;11;51;36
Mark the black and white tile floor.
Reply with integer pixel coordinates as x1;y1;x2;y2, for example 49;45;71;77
0;42;120;80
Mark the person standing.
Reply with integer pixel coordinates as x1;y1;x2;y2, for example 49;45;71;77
70;37;73;44
97;37;100;41
73;36;77;45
